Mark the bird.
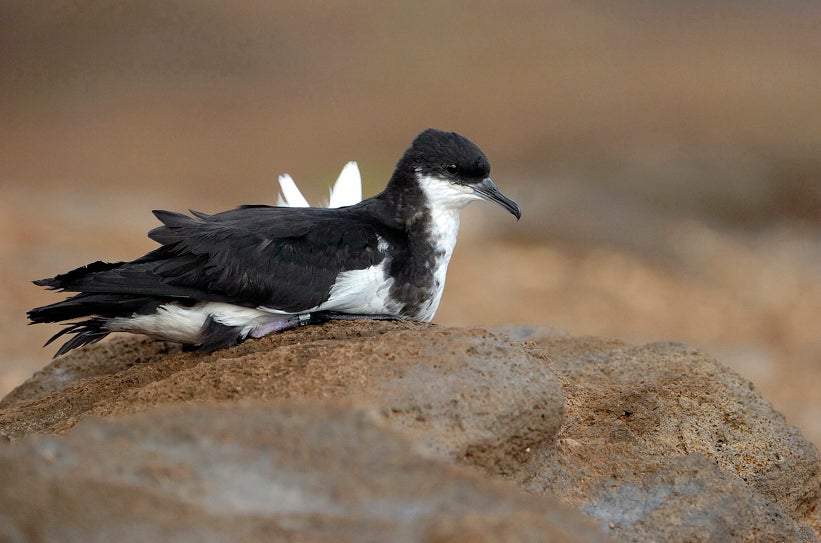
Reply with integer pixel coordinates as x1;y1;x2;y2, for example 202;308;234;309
28;128;521;357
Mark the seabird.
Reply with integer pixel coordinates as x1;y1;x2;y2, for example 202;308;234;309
28;128;521;356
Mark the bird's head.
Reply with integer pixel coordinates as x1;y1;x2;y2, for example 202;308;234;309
394;129;521;220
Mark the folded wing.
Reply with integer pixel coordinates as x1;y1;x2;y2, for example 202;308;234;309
38;205;385;313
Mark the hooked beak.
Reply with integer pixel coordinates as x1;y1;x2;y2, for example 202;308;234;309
473;178;521;220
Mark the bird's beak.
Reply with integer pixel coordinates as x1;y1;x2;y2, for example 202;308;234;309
473;178;521;220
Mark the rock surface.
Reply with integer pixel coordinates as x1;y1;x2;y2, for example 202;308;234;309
0;322;564;466
1;321;819;542
0;401;604;543
516;332;821;541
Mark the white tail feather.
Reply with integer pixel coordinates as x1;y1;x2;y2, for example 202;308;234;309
277;174;310;207
277;163;363;208
329;161;362;208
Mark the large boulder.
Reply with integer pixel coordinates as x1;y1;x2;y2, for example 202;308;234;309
1;321;819;541
0;400;604;543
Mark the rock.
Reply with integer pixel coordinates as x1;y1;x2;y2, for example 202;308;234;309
0;336;181;408
0;321;565;469
512;333;820;542
582;453;816;542
0;401;605;543
1;321;819;541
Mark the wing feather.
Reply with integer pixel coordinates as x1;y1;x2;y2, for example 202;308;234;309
58;206;386;312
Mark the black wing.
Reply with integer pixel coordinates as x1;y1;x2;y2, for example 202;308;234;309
38;205;387;312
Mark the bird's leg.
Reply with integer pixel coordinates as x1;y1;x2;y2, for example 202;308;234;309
249;314;313;338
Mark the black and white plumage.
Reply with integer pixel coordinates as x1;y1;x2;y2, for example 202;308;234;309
29;129;521;356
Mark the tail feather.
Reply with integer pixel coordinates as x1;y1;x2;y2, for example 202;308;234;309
44;319;110;358
28;293;165;324
29;289;176;357
328;161;362;208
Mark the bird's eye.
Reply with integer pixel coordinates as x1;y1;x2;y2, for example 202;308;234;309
445;164;458;175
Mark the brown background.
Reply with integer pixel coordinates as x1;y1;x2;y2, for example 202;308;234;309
1;1;819;446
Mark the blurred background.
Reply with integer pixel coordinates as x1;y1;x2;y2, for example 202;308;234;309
1;1;819;447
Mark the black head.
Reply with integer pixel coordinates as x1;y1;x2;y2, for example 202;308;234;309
404;129;491;181
391;129;521;219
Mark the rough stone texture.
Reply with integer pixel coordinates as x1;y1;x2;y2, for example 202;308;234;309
1;321;819;541
515;331;820;542
0;401;605;543
580;454;813;542
0;322;565;468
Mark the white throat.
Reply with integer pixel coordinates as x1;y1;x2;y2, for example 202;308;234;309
413;174;482;320
417;173;478;254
